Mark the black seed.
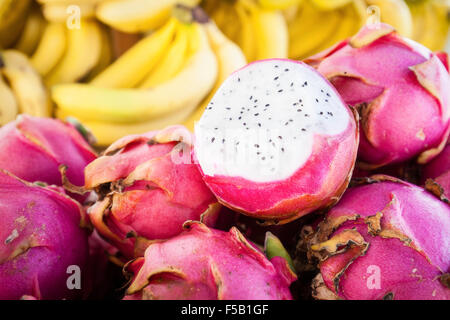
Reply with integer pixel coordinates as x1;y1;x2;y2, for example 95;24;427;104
262;157;266;160
275;65;279;68
229;118;232;120
278;89;283;93
316;98;319;103
265;104;270;107
305;114;309;117
255;144;260;148
258;123;261;127
211;137;215;142
238;116;242;120
254;113;259;116
274;76;279;81
301;128;306;131
250;96;253;100
320;112;323;115
222;139;225;143
285;68;289;72
226;107;231;110
243;122;246;126
297;109;302;112
326;92;331;97
290;82;294;87
278;136;282;139
325;99;329;103
281;148;285;152
254;99;258;103
238;78;241;82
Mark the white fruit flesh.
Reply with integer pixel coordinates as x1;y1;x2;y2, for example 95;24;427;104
195;59;350;183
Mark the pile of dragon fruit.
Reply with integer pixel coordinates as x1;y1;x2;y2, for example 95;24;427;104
1;24;449;300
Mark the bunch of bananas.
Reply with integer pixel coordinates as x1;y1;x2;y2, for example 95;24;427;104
51;6;247;146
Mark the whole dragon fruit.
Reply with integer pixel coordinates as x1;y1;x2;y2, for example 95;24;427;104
306;23;450;169
85;126;220;259
0;115;97;201
123;222;297;300
306;175;450;300
422;142;449;201
194;58;359;224
0;170;90;300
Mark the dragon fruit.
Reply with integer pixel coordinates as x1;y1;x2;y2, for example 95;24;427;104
85;126;220;259
422;142;450;201
0;170;89;300
306;23;450;169
123;222;297;300
0;115;97;201
194;59;359;224
306;175;450;300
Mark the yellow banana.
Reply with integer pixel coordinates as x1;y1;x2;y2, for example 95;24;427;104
0;50;51;117
52;21;218;123
185;22;247;131
249;2;289;60
409;0;450;51
45;20;102;86
258;0;304;10
84;24;113;81
96;0;200;33
139;22;190;88
14;6;46;56
41;2;96;22
0;73;19;125
288;1;341;59
365;0;413;37
0;0;31;49
56;104;196;147
309;0;353;10
90;18;177;88
234;1;257;62
30;22;67;77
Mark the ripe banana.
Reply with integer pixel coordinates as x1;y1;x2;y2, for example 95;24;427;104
0;73;19;125
234;1;257;62
365;0;413;38
56;103;196;146
288;0;341;59
139;22;190;88
90;18;177;88
41;2;96;22
408;0;450;51
185;22;247;131
248;2;289;60
30;22;67;77
258;0;304;10
0;50;51;117
0;0;31;49
14;6;46;56
84;24;113;81
96;0;200;33
309;0;353;10
45;19;102;86
52;21;218;123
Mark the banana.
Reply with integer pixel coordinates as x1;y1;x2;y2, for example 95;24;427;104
14;6;46;56
139;22;190;88
45;19;102;86
96;0;200;33
234;1;257;62
30;22;67;77
288;1;341;59
184;22;247;131
0;73;19;125
84;24;113;81
312;0;366;54
365;0;413;38
0;0;31;49
56;103;196;146
258;0;304;10
0;50;51;117
409;0;450;51
52;21;218;123
90;18;177;88
309;0;353;10
248;1;289;60
42;2;96;22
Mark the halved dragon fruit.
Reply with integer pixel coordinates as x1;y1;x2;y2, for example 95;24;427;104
422;142;449;201
194;59;359;224
123;222;297;300
307;23;450;169
0;170;89;300
85;126;220;259
306;175;450;300
0;115;97;202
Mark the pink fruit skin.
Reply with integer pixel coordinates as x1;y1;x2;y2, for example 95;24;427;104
307;24;450;168
311;176;450;300
123;222;297;300
195;59;359;224
0;170;89;300
422;143;450;199
0;115;97;201
86;126;220;259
